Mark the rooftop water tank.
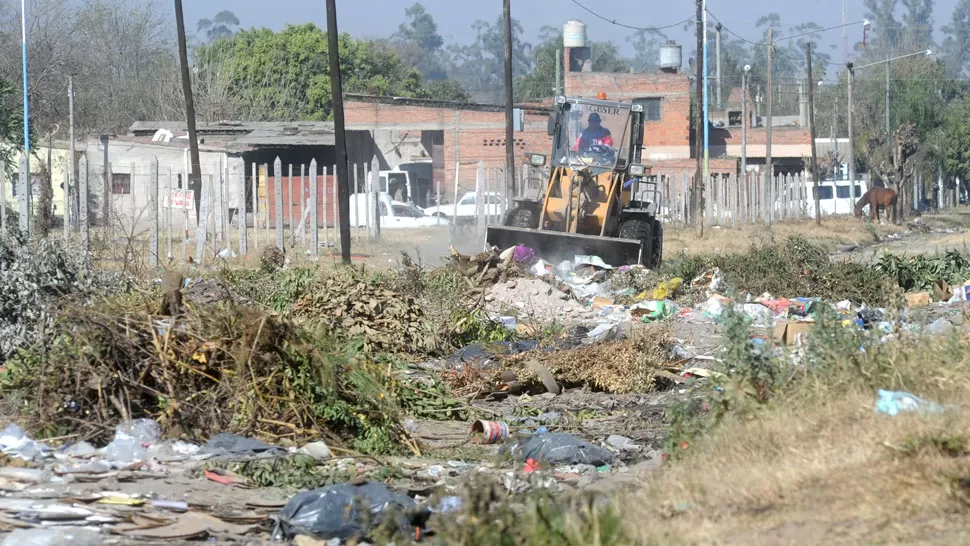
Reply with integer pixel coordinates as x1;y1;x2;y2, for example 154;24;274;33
563;20;587;48
660;41;682;73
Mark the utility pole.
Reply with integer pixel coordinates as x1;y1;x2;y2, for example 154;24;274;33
693;0;703;231
885;50;891;158
327;0;351;264
68;75;76;232
19;0;29;237
807;44;820;224
555;48;562;96
765;27;774;224
174;0;202;219
700;0;708;237
503;0;515;200
847;63;855;202
715;23;722;109
741;66;749;177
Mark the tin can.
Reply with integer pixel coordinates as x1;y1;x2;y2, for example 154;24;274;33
471;420;509;444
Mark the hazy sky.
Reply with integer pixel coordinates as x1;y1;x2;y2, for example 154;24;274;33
182;0;962;61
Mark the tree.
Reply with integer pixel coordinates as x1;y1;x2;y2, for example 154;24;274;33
197;10;239;42
900;0;934;49
942;0;970;77
446;15;532;104
863;0;902;51
516;26;629;102
194;24;447;120
632;29;667;73
394;3;442;55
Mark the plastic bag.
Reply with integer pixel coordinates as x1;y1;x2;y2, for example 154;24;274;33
113;419;161;445
275;481;427;540
874;389;943;416
2;528;102;546
505;432;615;467
0;423;50;461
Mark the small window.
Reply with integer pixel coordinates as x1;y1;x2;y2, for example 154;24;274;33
836;185;851;199
854;185;863;198
112;173;131;194
459;195;475;206
728;110;742;128
393;204;423;218
813;186;834;200
635;98;662;121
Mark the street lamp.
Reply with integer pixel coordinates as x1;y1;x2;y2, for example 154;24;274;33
845;48;931;201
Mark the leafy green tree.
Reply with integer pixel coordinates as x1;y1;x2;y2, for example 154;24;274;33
446;15;532;104
391;3;447;80
516;26;629;102
197;10;240;42
942;0;970;77
632;29;667;73
195;24;434;120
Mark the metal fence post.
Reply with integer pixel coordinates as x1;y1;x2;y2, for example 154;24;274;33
371;157;380;239
195;174;210;263
238;162;247;256
476;161;485;239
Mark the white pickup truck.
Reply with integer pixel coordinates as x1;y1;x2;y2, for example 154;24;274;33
422;191;505;222
347;192;446;229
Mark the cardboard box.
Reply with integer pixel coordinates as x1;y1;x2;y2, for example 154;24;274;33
904;291;931;308
773;321;815;345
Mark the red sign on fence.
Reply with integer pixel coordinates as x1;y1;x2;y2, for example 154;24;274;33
168;189;194;209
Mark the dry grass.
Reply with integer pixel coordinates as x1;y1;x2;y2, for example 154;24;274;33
624;333;970;545
663;216;906;256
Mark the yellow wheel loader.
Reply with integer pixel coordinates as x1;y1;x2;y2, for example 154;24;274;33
486;95;663;268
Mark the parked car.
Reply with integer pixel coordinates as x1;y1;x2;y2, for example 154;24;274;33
422;191;505;222
347;192;446;229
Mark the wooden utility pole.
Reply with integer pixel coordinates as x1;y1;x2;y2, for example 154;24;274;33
326;0;352;264
765;27;774;224
847;63;855;202
694;0;703;229
503;0;515;200
174;0;202;218
807;44;820;224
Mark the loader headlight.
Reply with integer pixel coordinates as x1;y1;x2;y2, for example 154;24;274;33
529;154;547;167
629;164;647;176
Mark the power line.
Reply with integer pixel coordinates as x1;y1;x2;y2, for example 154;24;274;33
568;0;694;32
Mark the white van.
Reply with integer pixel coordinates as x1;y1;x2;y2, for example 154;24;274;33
347;192;445;229
806;179;868;217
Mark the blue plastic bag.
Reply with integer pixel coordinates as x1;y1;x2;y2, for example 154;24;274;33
874;389;943;416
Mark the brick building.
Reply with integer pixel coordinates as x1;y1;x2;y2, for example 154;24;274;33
344;94;552;206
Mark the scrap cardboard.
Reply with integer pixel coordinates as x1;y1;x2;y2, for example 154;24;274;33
773;321;815;345
904;292;931;307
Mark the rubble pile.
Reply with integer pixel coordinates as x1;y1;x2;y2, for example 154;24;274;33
486;278;596;323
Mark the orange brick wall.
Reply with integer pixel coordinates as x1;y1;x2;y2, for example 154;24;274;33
345;100;553;200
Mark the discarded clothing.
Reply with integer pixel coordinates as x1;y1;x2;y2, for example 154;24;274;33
202;433;287;458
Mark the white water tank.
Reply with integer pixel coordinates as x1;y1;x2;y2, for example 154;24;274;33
660;41;682;73
563;20;587;48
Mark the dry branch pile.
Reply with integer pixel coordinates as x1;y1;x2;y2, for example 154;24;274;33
20;302;407;449
292;268;441;355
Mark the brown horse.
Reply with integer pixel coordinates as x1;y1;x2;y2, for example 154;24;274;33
854;187;898;223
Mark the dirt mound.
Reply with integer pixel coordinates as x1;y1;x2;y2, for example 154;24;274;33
486;278;597;324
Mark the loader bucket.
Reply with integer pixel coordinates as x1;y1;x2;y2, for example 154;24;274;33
485;225;645;267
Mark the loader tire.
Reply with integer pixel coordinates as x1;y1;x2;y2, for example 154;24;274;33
507;207;539;229
618;217;654;267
